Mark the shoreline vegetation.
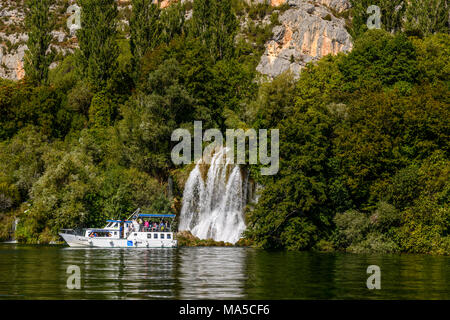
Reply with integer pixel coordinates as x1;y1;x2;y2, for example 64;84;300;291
0;1;449;255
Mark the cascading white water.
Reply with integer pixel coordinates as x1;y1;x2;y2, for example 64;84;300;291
179;147;247;244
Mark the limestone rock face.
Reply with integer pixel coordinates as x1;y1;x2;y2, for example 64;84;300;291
315;0;351;13
256;0;352;78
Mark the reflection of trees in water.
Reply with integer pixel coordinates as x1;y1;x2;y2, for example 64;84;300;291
127;249;178;299
69;248;179;299
243;250;338;299
1;247;449;299
177;247;247;299
244;251;450;299
2;246;68;298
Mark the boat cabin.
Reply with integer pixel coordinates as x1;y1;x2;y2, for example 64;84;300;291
83;213;176;240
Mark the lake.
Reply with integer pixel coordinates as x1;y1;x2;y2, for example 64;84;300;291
0;244;449;299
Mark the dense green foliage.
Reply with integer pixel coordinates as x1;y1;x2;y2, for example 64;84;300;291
245;30;449;254
350;0;449;38
0;1;448;254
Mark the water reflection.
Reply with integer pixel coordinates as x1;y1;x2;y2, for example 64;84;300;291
66;248;179;299
0;244;449;299
178;247;247;299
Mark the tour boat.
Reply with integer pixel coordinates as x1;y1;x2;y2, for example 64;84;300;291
59;209;178;248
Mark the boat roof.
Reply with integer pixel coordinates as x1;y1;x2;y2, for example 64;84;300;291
106;220;132;223
137;214;176;218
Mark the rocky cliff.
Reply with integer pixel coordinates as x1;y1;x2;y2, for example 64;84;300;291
256;0;352;78
0;0;352;81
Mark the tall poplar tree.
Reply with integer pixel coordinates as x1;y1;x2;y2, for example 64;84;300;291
130;0;161;76
191;0;238;61
24;0;54;85
159;2;186;44
77;0;119;89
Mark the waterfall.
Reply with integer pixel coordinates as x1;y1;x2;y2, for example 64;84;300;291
179;147;247;244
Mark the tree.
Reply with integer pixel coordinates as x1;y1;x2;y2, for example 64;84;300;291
130;0;161;76
191;0;238;61
405;0;449;36
16;150;103;243
349;0;406;38
159;2;186;44
210;0;238;60
245;101;336;250
119;58;195;178
338;30;418;90
77;0;119;89
24;0;55;85
89;91;114;127
130;1;186;80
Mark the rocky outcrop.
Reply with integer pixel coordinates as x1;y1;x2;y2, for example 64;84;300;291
0;33;27;80
314;0;351;13
257;0;352;78
1;0;352;81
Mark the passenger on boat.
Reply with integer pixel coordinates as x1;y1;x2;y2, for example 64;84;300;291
144;220;149;231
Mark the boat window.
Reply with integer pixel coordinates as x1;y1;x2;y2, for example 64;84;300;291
114;232;117;236
167;234;171;239
88;231;112;238
153;233;158;239
160;234;165;239
147;234;151;239
134;233;137;237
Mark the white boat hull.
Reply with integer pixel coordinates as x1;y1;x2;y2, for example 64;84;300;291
59;233;178;248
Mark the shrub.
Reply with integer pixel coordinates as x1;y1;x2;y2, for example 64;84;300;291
280;217;319;251
333;210;370;247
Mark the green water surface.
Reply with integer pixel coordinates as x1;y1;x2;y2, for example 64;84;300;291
0;244;448;299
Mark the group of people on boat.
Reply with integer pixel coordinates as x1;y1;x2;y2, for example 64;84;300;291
129;219;171;233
